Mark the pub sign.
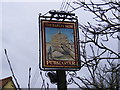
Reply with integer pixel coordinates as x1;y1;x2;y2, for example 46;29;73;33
40;20;80;70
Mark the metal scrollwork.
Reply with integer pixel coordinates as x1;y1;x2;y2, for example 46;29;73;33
45;71;57;84
66;71;78;85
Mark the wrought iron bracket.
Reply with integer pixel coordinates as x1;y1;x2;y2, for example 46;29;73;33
39;10;78;21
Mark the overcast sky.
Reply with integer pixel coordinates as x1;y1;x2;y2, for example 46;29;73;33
1;1;61;88
1;0;119;88
0;0;93;88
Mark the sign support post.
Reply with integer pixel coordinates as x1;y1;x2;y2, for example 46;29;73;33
56;71;67;90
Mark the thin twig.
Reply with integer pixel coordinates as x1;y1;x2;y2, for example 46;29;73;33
28;67;31;90
4;49;21;90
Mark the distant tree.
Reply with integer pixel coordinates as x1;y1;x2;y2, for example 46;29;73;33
66;0;120;89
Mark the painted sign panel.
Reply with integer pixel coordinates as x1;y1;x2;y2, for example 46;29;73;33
40;20;80;70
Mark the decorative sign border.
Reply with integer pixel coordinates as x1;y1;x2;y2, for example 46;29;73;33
40;20;80;70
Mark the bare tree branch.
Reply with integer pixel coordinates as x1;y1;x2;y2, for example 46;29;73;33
4;49;21;90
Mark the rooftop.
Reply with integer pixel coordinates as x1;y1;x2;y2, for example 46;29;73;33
0;76;12;88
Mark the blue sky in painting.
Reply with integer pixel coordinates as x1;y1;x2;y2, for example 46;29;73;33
45;27;74;43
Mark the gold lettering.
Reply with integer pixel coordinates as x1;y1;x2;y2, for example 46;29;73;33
72;61;76;65
65;25;73;28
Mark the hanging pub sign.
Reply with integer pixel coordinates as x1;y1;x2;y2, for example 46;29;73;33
40;20;80;70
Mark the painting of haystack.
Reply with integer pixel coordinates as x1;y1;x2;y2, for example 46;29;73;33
46;28;75;61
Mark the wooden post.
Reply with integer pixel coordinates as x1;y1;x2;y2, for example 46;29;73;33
56;71;67;90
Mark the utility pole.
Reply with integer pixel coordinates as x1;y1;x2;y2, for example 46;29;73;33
118;1;120;89
118;2;120;89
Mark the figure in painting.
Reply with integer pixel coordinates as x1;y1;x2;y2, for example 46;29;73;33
47;46;53;60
